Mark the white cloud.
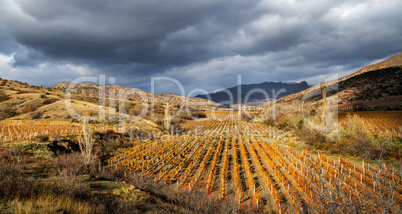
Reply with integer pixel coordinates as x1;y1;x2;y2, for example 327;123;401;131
0;53;97;85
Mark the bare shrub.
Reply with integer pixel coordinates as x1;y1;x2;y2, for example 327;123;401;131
240;112;252;122
0;164;31;199
53;153;86;176
0;107;18;119
79;118;95;170
128;108;142;116
91;165;126;181
35;135;50;142
337;114;384;158
40;98;58;106
124;174;243;213
294;128;332;150
192;111;207;118
22;104;37;113
285;113;304;130
170;118;184;131
31;111;43;119
0;146;27;164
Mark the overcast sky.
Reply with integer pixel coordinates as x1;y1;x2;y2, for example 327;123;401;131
0;0;401;94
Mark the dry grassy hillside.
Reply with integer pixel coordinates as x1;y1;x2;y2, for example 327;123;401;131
52;82;220;110
0;79;219;127
272;53;402;109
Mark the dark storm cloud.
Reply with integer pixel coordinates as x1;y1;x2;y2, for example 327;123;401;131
0;27;18;54
0;0;401;93
1;0;260;64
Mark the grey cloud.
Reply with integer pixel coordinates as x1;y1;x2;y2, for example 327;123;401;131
0;27;20;55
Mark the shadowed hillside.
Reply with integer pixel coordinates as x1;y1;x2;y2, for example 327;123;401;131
270;53;402;110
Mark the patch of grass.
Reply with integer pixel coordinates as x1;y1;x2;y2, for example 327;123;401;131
10;195;100;214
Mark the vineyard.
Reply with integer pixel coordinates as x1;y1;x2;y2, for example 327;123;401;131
0;123;120;142
339;111;402;138
111;112;402;213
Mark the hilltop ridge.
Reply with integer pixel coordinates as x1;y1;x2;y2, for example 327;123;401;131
270;53;402;111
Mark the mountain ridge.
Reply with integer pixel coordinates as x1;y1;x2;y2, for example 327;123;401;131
196;81;310;105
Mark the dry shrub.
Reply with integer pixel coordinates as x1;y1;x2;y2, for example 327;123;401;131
1;161;87;200
124;174;242;214
0;164;106;213
10;195;99;214
91;165;126;181
284;113;304;130
170;118;183;124
0;89;10;102
170;118;184;130
337;114;381;158
347;131;376;157
178;111;192;120
52;153;87;176
0;164;32;199
88;110;96;116
35;135;50;142
128;108;143;116
0;146;28;164
240;112;252;122
22;104;36;113
40;98;57;106
0;107;18;119
263;117;275;126
294;128;332;150
192;111;207;118
1;155;242;213
265;102;400;159
87;165;244;213
31;111;43;119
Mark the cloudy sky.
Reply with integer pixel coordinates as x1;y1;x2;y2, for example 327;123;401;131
0;0;401;94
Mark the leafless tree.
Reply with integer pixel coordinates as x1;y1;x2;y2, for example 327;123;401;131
78;118;94;171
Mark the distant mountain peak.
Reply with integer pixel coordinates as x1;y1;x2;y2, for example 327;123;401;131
196;81;310;106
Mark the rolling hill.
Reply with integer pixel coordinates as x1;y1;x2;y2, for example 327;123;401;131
0;79;220;124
